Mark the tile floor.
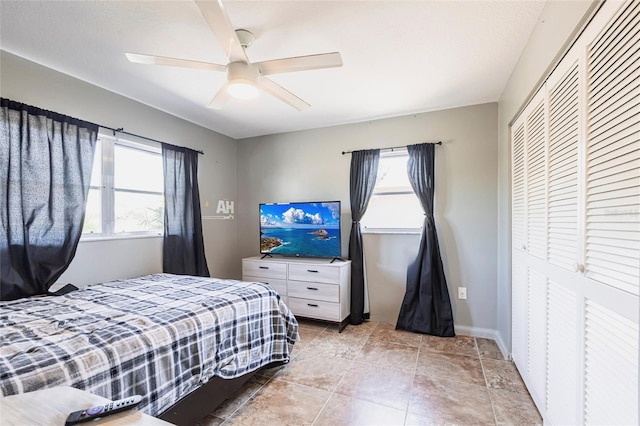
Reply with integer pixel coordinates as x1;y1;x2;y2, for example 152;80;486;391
198;320;542;425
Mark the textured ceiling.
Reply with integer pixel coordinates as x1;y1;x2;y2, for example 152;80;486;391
0;1;545;139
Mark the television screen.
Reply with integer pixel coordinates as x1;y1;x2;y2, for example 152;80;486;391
260;201;341;258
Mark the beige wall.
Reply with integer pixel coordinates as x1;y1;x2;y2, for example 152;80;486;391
0;50;240;285
237;103;499;332
496;1;599;352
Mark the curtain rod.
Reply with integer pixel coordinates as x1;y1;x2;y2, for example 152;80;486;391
341;141;442;155
98;125;204;155
1;98;204;155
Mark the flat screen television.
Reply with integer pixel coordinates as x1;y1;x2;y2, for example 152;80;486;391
259;201;341;258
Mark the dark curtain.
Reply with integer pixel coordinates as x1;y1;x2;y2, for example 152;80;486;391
396;143;454;337
162;144;209;277
0;98;98;301
348;149;379;325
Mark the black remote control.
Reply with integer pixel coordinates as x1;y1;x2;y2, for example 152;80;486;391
65;395;142;425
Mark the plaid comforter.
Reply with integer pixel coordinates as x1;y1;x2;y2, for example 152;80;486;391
0;274;299;415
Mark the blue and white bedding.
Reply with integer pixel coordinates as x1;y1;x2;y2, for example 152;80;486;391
0;273;299;415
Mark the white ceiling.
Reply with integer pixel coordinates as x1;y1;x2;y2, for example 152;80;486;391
0;1;545;139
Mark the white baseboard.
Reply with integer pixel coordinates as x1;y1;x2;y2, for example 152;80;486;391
454;325;510;360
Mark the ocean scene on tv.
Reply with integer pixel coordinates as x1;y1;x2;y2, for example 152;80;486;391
260;202;341;258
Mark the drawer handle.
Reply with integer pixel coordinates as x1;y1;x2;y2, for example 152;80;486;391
307;303;319;307
306;287;319;291
307;269;319;273
259;266;269;269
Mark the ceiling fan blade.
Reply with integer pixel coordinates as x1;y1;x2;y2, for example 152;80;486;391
256;52;343;76
195;0;248;63
207;83;230;109
125;53;226;72
259;77;310;111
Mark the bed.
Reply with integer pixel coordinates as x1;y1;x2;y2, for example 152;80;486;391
0;273;299;424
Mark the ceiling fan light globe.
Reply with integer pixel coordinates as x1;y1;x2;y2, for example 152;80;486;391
227;80;260;100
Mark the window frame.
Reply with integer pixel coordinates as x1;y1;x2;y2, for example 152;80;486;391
361;149;423;235
82;133;164;240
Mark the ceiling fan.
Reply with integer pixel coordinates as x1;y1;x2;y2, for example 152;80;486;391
125;0;343;111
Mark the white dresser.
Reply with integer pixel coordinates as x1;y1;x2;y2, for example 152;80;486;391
242;256;351;331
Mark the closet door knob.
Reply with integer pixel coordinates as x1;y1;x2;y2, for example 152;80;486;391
572;262;579;272
578;263;585;273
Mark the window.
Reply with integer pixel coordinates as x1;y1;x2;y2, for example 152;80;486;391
360;150;423;232
82;134;164;238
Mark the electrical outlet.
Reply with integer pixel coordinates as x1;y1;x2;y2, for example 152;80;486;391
458;287;467;300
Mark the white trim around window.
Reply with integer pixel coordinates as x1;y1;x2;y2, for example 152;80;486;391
82;133;164;240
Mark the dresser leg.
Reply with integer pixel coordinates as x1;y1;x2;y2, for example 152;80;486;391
338;316;350;333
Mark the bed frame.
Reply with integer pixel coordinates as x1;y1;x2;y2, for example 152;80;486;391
158;361;285;425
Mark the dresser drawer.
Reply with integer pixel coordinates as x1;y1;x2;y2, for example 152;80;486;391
243;276;287;299
288;297;341;321
242;256;351;331
288;280;338;302
242;260;287;279
288;263;339;284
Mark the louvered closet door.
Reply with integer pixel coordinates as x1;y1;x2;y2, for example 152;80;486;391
524;90;548;411
511;90;550;412
511;117;528;369
544;48;582;426
580;1;639;424
510;1;639;424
